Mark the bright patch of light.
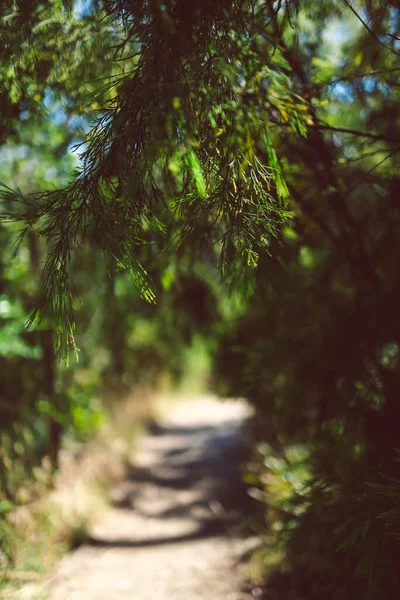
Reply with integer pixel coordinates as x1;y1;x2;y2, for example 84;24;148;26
0;300;11;317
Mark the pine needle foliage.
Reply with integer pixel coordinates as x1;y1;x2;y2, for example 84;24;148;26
1;0;307;355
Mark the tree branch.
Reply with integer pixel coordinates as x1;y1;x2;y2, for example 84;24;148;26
342;0;400;58
270;119;400;144
324;67;400;87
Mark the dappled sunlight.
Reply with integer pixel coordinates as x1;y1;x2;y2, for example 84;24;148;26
49;396;254;600
1;0;400;598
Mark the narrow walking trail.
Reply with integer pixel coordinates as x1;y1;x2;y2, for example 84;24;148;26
49;395;255;600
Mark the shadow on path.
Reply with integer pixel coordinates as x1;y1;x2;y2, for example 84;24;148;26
50;397;257;600
87;408;254;549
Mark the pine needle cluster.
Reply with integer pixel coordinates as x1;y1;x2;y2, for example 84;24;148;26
1;0;306;355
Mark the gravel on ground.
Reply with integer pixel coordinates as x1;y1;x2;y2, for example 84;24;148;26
49;395;255;600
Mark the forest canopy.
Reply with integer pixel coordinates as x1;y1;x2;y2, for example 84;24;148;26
2;0;399;353
1;1;400;598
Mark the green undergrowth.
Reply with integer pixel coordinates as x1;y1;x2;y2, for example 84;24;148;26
244;441;313;583
0;388;156;599
243;437;400;599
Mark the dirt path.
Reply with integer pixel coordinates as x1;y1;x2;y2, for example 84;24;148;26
49;395;255;600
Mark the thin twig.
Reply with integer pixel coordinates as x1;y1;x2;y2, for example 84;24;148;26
270;119;400;144
347;147;400;196
342;0;400;58
324;67;400;87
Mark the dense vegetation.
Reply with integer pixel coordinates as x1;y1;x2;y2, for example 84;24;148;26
1;0;399;597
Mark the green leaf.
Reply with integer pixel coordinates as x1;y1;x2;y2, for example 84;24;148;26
186;148;207;198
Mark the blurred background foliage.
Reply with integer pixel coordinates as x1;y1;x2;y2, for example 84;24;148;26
1;0;400;598
213;1;400;597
